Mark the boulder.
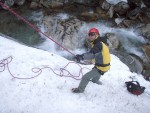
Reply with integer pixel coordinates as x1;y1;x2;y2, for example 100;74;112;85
95;7;109;20
14;0;25;5
4;0;14;8
107;5;114;18
118;19;141;28
105;33;120;50
142;61;150;81
101;0;111;11
42;16;83;50
111;49;143;74
134;24;150;44
49;1;63;9
30;1;39;9
142;45;150;61
78;12;100;22
140;7;150;19
143;0;150;8
127;0;142;10
127;7;141;20
114;1;129;16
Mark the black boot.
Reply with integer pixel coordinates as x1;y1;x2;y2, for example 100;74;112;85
72;88;83;93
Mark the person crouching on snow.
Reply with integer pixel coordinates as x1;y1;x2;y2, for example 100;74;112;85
72;28;111;93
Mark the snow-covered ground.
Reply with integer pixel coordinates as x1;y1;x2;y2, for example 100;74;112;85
0;35;150;113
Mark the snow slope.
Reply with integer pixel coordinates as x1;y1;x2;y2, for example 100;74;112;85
0;35;150;113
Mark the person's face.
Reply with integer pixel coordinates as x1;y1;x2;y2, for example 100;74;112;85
88;32;97;41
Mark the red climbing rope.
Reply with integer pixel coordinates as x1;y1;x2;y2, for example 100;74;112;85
0;2;76;57
0;56;91;80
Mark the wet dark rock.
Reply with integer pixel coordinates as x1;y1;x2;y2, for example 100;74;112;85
4;0;15;7
2;0;25;8
127;7;141;20
111;49;143;74
15;0;26;5
101;0;111;11
143;0;150;8
117;19;142;28
41;1;64;9
78;12;100;22
134;24;150;44
107;5;114;18
30;1;39;9
141;7;150;18
142;45;150;61
95;7;110;20
114;1;129;16
142;61;150;81
127;0;142;10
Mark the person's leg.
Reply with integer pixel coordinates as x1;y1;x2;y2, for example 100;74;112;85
91;75;101;84
78;68;100;92
92;69;104;84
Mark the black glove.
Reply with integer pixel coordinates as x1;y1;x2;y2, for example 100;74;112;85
75;54;84;62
